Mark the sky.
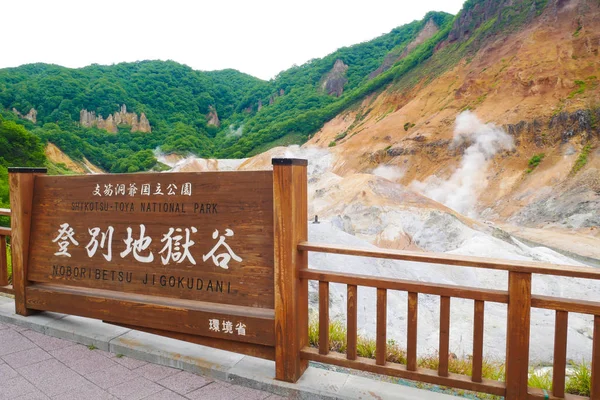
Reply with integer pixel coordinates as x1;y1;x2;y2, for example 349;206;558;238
2;0;466;81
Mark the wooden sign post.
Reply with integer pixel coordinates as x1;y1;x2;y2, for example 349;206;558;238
8;167;48;316
272;158;309;382
8;159;309;382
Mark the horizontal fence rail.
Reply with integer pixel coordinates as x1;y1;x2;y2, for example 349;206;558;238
298;241;600;400
298;242;600;280
0;209;12;295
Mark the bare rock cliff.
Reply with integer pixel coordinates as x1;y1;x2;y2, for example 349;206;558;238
506;109;600;146
12;107;37;123
269;88;285;105
321;59;348;97
207;106;220;127
80;104;151;133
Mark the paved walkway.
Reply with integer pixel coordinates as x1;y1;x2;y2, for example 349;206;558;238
0;320;280;400
0;296;459;400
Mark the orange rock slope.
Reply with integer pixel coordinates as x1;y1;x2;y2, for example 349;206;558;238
306;0;599;234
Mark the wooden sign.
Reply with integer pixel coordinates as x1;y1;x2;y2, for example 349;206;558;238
28;172;274;308
16;170;276;351
9;159;309;376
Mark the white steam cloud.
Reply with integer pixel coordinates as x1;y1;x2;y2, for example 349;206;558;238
283;145;333;178
226;124;244;138
411;111;514;216
372;165;404;181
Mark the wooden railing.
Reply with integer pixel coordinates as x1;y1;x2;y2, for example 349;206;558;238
0;208;13;295
297;242;600;400
2;187;599;399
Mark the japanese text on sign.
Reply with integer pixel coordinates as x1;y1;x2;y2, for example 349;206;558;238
209;319;246;336
52;224;242;269
93;182;193;197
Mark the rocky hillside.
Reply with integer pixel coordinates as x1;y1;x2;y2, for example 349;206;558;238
306;0;600;248
159;145;599;360
1;0;598;252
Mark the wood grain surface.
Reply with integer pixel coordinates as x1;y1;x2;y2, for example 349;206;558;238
298;242;600;280
273;161;309;382
10;171;41;315
376;288;387;366
552;310;568;398
26;283;275;346
472;300;485;383
407;292;418;371
300;268;508;303
0;235;8;286
319;281;329;355
592;315;600;400
347;284;358;360
439;296;450;377
109;322;276;360
505;272;532;400
27;171;274;309
300;347;506;397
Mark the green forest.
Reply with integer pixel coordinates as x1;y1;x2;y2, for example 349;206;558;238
0;115;47;226
0;12;454;173
0;0;549;207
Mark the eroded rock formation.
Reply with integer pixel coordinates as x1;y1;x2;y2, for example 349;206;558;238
505;109;600;146
207;106;220;127
79;104;151;133
12;107;37;123
269;89;285;105
321;59;348;97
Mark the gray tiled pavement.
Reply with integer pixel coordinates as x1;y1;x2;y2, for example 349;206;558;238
0;321;281;400
0;296;459;400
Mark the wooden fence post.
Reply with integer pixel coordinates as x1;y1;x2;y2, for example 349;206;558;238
505;271;532;400
8;167;47;316
0;234;8;287
272;158;308;383
592;315;600;400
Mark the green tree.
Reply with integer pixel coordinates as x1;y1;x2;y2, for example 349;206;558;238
0;117;46;167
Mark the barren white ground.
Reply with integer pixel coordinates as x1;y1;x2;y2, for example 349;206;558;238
161;146;599;365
